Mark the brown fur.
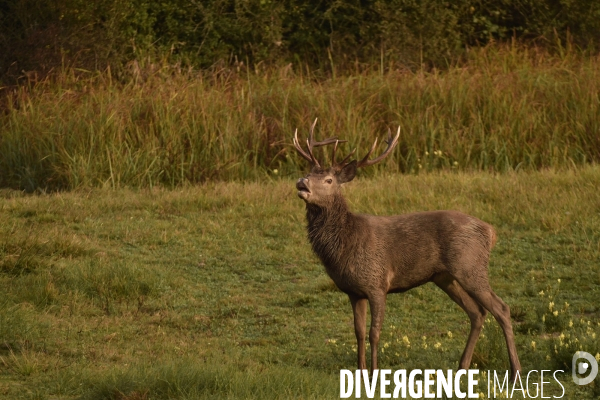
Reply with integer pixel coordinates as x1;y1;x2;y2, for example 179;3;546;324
296;163;521;378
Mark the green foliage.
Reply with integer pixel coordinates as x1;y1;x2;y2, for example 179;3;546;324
2;0;600;80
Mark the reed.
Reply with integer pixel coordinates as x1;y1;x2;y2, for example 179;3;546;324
1;44;599;190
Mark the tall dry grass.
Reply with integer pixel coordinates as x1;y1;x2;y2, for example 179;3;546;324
1;44;599;190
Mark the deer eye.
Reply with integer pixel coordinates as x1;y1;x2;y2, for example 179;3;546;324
325;178;333;184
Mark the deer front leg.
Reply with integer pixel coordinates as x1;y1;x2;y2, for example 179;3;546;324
349;295;368;370
368;294;386;372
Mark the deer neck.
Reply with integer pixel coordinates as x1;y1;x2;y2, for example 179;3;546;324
305;194;354;268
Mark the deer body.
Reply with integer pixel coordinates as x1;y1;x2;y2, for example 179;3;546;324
307;202;495;298
293;121;521;379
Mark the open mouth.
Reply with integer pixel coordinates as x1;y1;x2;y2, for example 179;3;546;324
296;180;311;197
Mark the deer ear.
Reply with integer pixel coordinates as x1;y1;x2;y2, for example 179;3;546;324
338;160;357;183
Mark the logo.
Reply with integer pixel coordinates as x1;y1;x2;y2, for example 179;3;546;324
572;351;598;385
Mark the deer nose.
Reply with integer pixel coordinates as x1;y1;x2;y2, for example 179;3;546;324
296;178;309;191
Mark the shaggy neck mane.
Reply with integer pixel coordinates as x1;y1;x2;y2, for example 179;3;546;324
305;193;354;268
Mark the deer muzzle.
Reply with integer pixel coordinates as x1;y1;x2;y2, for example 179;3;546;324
296;178;311;200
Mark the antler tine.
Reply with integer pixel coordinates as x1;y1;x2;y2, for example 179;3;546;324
292;118;354;168
305;118;323;166
306;118;349;167
337;147;357;167
356;126;401;168
304;138;318;166
293;128;315;164
331;140;340;165
305;137;344;166
358;137;378;166
314;137;346;146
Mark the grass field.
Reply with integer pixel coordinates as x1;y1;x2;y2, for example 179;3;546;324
1;167;599;399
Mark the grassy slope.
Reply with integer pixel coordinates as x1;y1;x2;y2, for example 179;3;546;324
0;168;599;399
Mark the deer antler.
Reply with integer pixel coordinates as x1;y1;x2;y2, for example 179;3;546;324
331;127;400;169
294;120;400;169
332;144;356;169
293;118;346;168
355;127;401;168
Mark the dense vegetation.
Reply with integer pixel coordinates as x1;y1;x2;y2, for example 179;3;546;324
1;45;599;191
2;0;600;81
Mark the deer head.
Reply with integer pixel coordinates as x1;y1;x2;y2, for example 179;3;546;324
293;119;400;206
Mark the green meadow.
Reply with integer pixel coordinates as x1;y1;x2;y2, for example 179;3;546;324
1;168;599;399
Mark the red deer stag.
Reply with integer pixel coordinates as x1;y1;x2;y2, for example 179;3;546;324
293;119;521;379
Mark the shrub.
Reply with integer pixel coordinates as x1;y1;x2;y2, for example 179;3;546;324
2;0;600;81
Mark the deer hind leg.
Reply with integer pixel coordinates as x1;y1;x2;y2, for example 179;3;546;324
349;295;368;370
367;294;386;372
433;273;487;370
456;278;522;380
